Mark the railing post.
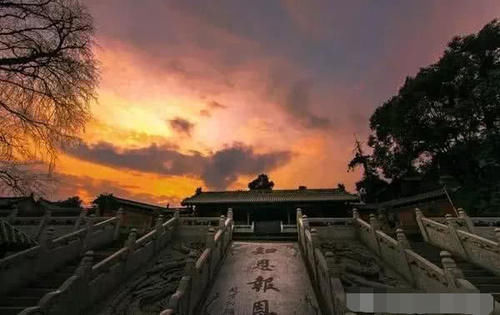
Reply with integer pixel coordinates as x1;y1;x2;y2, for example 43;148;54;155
155;215;165;237
457;208;475;234
40;226;55;251
396;228;415;285
369;213;381;254
126;228;137;252
495;228;500;247
74;209;87;231
352;208;360;220
227;208;233;220
74;250;94;312
310;228;320;248
378;209;391;233
82;214;96;252
218;215;226;230
296;208;303;221
36;209;51;241
396;228;411;249
445;213;468;258
113;208;124;241
415;208;429;242
302;214;309;230
440;250;463;288
174;210;180;227
206;227;216;249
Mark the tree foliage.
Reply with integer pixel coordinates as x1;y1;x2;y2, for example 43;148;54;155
248;174;274;190
92;193;118;212
354;20;500;212
0;0;98;195
54;195;82;208
348;138;389;202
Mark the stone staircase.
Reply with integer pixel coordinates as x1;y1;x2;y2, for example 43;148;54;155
0;240;123;315
233;231;298;241
0;219;38;258
408;233;500;299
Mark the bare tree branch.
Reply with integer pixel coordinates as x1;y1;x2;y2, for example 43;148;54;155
0;0;98;196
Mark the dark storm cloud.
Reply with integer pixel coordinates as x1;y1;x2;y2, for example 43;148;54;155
200;100;227;118
65;142;291;189
169;117;195;136
208;100;227;110
202;144;291;189
285;80;331;129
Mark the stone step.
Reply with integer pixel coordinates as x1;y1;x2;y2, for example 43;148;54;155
233;233;297;241
466;277;500;285
0;306;27;315
476;284;500;292
16;287;53;297
0;296;40;307
58;263;79;274
35;272;72;288
463;270;496;277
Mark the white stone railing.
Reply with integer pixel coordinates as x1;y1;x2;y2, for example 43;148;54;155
179;217;221;226
471;217;500;226
308;217;354;226
297;209;348;315
234;222;254;233
160;209;234;315
355;210;478;293
0;212;123;296
298;208;479;315
416;209;500;276
19;213;180;315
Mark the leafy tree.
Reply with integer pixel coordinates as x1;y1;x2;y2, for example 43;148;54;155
55;196;83;208
92;194;119;213
0;0;99;195
248;174;274;190
359;20;500;213
336;183;346;192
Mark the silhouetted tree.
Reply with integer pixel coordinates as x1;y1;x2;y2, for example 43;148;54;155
55;196;83;209
92;194;118;213
0;0;99;195
355;19;500;212
248;174;274;190
337;183;346;192
348;137;389;202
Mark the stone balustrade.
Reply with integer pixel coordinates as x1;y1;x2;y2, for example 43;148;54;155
19;214;180;315
298;209;480;315
0;212;122;296
297;211;348;315
0;218;38;250
5;207;109;241
416;208;500;276
307;217;354;226
179;216;221;226
161;210;234;315
356;211;478;293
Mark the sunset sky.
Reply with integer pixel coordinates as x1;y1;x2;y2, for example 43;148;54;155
50;1;500;206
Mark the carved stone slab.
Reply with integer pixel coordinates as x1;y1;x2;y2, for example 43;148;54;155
201;241;321;315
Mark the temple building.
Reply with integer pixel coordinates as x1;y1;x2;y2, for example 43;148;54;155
181;186;359;225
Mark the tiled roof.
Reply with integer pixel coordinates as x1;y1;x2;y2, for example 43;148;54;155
182;188;359;205
112;196;168;212
358;188;451;209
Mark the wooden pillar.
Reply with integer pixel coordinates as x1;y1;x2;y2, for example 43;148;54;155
246;210;250;225
287;209;291;225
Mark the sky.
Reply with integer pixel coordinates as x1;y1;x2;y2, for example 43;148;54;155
49;0;500;206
